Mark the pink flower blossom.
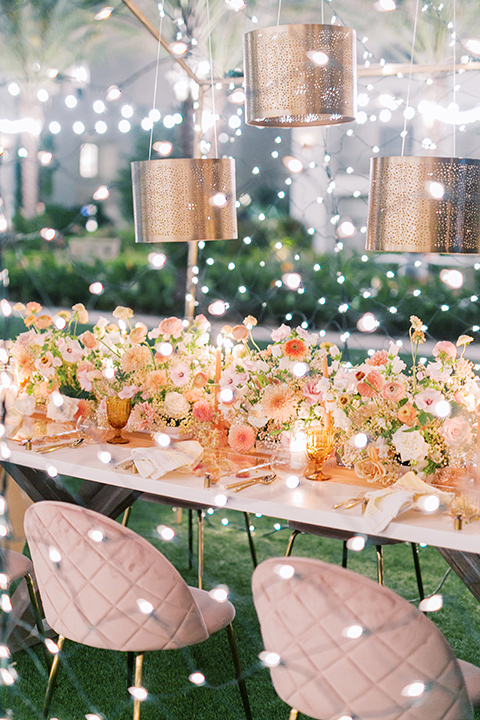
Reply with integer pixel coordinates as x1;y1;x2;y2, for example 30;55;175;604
192;399;215;423
302;379;324;405
195;314;210;332
128;401;157;432
34;351;61;379
414;388;445;411
425;361;452;383
433;340;457;361
57;336;83;363
228;424;256;453
118;385;138;399
271;324;291;342
366;350;389;367
76;360;95;392
169;362;191;387
357;370;384;398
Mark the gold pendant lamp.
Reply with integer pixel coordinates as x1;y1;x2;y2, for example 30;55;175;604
366;155;480;253
131;158;237;243
244;23;357;127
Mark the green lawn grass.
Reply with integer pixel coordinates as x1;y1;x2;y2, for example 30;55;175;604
7;499;480;720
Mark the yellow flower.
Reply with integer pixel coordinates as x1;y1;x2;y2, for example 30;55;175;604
113;306;134;320
72;303;88;324
410;315;423;331
457;335;474;347
243;315;257;328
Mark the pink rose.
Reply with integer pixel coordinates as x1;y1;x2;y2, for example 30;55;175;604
433;341;457;361
381;382;406;402
441;416;472;446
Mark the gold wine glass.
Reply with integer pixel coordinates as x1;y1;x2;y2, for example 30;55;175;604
304;425;335;481
106;397;132;445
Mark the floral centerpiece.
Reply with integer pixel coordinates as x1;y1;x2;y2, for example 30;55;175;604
7;303;219;444
219;320;331;453
328;316;480;485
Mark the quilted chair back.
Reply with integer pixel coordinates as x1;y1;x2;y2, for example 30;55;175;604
252;556;472;720
24;501;210;652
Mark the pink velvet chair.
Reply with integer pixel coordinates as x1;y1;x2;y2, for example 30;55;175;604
24;500;252;720
252;556;480;720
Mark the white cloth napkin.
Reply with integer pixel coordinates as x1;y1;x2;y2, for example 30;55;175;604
128;441;204;480
363;471;454;534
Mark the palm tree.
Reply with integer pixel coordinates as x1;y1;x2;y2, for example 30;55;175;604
0;0;102;218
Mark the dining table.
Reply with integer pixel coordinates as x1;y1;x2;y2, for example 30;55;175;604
3;429;480;605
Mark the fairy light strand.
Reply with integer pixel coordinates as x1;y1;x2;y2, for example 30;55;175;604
401;0;421;156
148;3;165;162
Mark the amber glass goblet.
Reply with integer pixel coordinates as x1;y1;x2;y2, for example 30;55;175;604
304;425;335;481
106;397;132;445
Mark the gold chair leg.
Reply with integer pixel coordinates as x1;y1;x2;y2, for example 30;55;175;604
197;509;204;589
288;708;299;720
243;512;258;568
122;506;132;526
376;545;385;585
411;543;425;600
285;530;300;557
43;635;65;718
25;573;51;669
226;623;252;720
133;652;144;720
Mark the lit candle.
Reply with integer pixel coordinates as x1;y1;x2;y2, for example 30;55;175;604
322;353;332;431
214;335;222;412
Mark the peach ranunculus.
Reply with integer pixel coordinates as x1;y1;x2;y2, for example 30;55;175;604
397;403;417;426
193;371;209;387
381;381;406;402
192;399;215;423
283;337;307;361
129;323;148;344
26;302;42;314
34;315;53;330
432;340;457;361
231;324;249;341
121;345;152;373
357;370;384;398
365;350;389;367
228;424;256;453
72;303;89;324
441;416;472;447
80;330;98;350
158;316;183;339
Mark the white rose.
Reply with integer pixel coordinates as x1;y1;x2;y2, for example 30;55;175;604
163;391;189;419
14;393;36;416
46;394;79;422
392;427;429;463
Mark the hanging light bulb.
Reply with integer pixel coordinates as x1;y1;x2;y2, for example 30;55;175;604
244;23;357;127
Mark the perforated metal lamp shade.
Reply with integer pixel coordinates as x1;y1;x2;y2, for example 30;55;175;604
244;23;357;127
131;158;237;243
367;156;480;254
